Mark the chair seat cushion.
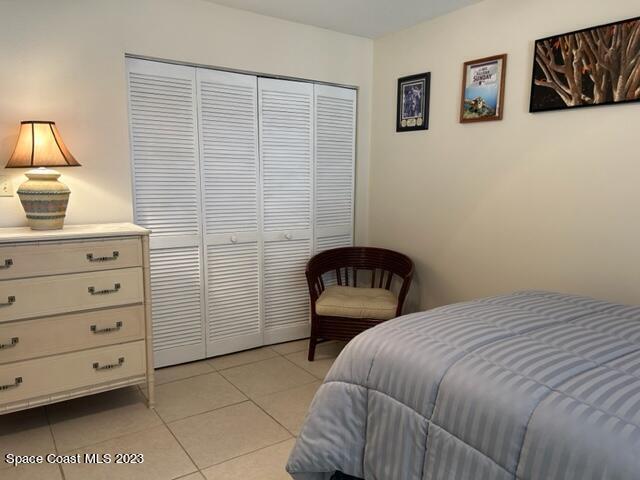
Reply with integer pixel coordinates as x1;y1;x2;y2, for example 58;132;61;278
315;285;398;320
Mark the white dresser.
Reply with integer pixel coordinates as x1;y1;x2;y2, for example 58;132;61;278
0;223;154;414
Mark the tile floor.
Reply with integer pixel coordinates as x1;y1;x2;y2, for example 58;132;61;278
0;339;345;480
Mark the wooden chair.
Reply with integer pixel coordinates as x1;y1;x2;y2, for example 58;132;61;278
305;247;414;361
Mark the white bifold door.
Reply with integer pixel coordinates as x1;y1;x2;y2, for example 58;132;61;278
314;84;356;253
198;69;262;357
127;58;356;367
259;78;314;344
127;59;206;367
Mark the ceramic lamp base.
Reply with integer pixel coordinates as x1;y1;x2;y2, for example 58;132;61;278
17;168;70;230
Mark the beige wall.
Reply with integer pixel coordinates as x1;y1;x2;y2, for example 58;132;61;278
2;0;637;308
0;0;372;243
370;0;640;309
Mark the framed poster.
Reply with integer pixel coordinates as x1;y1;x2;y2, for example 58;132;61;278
460;54;507;123
396;72;431;132
530;16;640;113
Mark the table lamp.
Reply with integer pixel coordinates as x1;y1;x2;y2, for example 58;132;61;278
5;121;80;230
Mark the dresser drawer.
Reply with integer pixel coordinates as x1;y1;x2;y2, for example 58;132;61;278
0;306;145;364
0;268;143;323
0;238;142;280
0;341;146;405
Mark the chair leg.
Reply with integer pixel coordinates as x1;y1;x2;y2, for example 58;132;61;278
307;327;318;362
308;334;317;362
308;312;320;362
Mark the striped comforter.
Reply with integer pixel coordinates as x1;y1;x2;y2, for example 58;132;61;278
286;291;640;480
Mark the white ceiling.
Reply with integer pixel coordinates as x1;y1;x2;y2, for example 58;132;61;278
204;0;481;38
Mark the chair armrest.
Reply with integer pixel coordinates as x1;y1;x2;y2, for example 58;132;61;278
305;270;324;307
395;273;413;316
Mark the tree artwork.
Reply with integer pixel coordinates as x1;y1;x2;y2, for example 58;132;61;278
530;17;640;112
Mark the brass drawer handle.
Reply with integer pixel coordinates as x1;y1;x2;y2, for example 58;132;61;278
0;377;22;391
93;357;124;371
0;337;18;350
91;321;123;334
88;283;121;295
87;251;119;262
0;259;13;270
0;296;15;307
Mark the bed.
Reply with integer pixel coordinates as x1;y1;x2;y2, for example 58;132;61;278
286;291;640;480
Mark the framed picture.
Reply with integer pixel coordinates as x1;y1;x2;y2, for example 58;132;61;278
396;72;431;132
530;16;640;113
460;54;507;123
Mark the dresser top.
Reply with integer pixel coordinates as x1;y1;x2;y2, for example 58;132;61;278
0;223;150;243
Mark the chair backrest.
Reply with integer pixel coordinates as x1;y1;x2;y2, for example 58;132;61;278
306;246;414;292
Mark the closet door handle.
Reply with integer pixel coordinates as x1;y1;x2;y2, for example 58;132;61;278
90;321;123;334
0;377;22;391
88;283;121;295
0;259;13;270
0;296;15;307
230;235;238;244
284;233;292;240
87;251;119;262
0;337;18;350
93;357;125;371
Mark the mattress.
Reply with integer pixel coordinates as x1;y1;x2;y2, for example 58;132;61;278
286;291;640;480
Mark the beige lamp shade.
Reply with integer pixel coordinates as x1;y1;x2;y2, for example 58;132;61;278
5;121;80;168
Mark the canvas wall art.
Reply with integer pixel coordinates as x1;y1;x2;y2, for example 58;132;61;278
460;54;507;123
396;72;431;132
530;16;640;112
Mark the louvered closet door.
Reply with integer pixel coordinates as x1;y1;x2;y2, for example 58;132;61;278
127;58;206;367
259;78;314;345
314;84;356;254
197;69;262;357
